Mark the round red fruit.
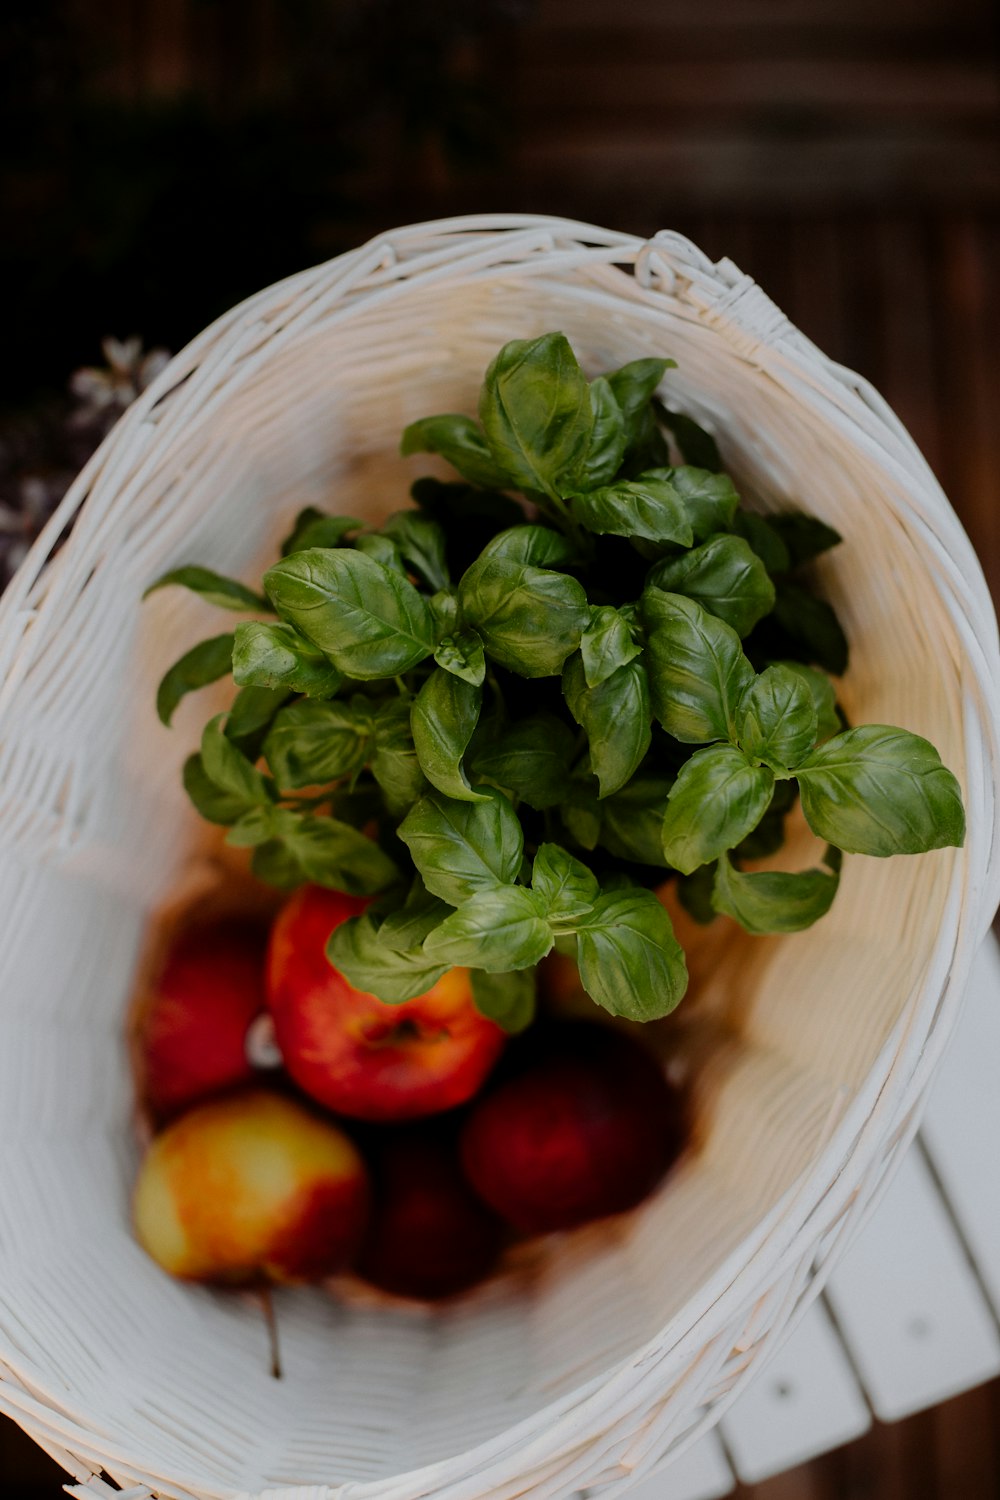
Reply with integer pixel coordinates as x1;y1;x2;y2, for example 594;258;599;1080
266;885;506;1122
460;1023;685;1234
134;917;269;1120
357;1125;504;1300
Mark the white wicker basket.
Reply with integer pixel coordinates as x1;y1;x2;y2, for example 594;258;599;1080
0;215;998;1500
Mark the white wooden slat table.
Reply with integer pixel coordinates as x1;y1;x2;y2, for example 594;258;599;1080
643;931;1000;1497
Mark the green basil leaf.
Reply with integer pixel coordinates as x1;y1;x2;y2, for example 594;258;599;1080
657;407;722;472
737;664;818;771
470;969;537;1033
661;744;774;874
182;752;253;826
400;414;511;490
201;715;272;806
772;582;849;676
278;814;399;894
263;700;372;790
576;887;687;1020
598;774;674;867
531;842;599;923
220;804;281;852
411;669;487;803
575;376;627;489
796;725;966;856
280;508;362;556
478;332;593;499
355;533;405;573
144;566;270;613
232;620;341;698
658;466;740;542
621;403;671;475
370;698;428;817
580;605;642;688
469;712;576;810
156;633;235;727
713;849;840;934
677;863;718;924
607;358;675;446
225;685;291;757
429;589;460;636
733;781;797;860
769;511;842;567
571;473;694;545
458;552;589;678
647;535;775;637
563;652;652;798
381;511;450;592
780;663;840;742
250;839;306;890
561;812;601;857
327;914;450;1003
424;886;553;972
730;511;791;574
263;548;436;679
377;884;451;952
434;629;486;686
642;588;754;743
479;524;578;569
397;787;523;906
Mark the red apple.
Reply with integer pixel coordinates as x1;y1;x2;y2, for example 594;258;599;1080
134;917;269;1120
132;1088;369;1283
266;885;506;1122
356;1124;505;1300
460;1023;685;1234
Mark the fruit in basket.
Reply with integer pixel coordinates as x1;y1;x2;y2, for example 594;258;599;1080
356;1124;504;1300
132;1088;369;1283
266;884;506;1121
460;1023;684;1234
151;330;965;1036
134;917;269;1120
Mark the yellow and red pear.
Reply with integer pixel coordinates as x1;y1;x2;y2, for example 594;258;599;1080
133;1089;369;1283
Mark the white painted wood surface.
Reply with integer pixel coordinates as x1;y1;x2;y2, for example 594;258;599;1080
824;1150;1000;1421
618;1435;734;1500
654;930;1000;1494
720;1303;871;1483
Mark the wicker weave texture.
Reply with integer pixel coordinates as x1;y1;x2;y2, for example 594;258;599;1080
0;217;997;1500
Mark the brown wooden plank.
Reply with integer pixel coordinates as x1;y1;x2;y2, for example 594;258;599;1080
139;0;190;96
736;1465;828;1500
516;59;1000;121
523;25;994;67
870;215;946;479
929;1383;1000;1496
88;0;141;101
787;216;853;370
934;216;1000;602
531;0;989;32
516;132;1000;213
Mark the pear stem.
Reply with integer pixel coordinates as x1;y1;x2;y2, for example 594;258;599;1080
260;1287;283;1380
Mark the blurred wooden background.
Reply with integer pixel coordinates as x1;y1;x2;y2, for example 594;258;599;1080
3;0;1000;1494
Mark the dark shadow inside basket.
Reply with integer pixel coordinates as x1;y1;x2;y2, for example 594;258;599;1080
0;256;968;1497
